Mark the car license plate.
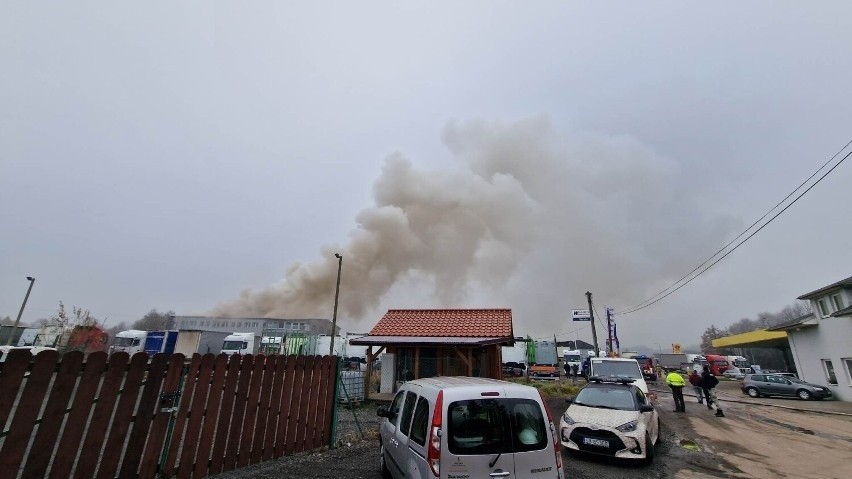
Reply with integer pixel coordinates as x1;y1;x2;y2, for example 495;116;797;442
583;437;609;448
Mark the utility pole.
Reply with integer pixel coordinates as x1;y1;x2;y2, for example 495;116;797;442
606;307;613;358
330;254;343;356
586;291;599;357
8;277;36;346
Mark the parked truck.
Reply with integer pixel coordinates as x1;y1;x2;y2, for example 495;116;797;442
529;340;560;379
657;353;707;372
703;354;730;375
143;330;179;355
111;330;178;356
222;332;260;355
725;355;749;370
173;330;230;356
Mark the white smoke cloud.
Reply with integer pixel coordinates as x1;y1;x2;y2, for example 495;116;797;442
211;116;738;332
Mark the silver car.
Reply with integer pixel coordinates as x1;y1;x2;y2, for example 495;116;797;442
741;373;832;400
377;376;565;479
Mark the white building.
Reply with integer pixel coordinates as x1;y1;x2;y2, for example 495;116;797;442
769;275;852;401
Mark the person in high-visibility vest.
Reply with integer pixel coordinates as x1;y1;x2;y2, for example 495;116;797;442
666;370;686;412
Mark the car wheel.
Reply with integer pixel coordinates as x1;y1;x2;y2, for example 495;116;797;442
797;389;813;401
380;444;391;478
643;432;655;465
746;387;760;398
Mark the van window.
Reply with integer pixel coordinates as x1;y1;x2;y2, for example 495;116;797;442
409;397;430;446
399;392;417;435
389;391;406;426
448;398;547;455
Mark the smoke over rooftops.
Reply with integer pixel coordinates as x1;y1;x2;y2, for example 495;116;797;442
210;117;737;331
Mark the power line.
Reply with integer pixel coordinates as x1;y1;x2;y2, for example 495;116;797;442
620;143;852;315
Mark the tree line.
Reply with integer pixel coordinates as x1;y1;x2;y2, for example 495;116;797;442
700;300;811;371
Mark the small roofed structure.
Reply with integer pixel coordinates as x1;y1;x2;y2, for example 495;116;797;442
350;309;515;397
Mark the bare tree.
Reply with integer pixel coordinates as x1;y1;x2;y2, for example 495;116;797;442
0;316;14;326
700;325;727;352
132;309;176;331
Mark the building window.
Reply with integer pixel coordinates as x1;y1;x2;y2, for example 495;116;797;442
831;293;844;312
844;358;852;383
822;359;838;385
817;298;830;317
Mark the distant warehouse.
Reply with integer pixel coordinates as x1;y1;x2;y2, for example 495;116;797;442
172;316;338;336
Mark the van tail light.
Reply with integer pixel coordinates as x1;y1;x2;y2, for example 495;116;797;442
538;390;564;478
427;390;443;477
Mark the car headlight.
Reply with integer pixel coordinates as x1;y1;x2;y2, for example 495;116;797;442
562;412;575;425
616;420;638;432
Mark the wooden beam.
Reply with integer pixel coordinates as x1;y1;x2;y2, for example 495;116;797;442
365;346;373;401
414;347;421;379
467;348;473;376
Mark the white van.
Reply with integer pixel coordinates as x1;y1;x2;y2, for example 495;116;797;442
589;358;649;395
377;376;564;479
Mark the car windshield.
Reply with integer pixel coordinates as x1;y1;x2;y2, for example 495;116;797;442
592;361;641;379
113;337;135;347
222;341;245;350
565;355;581;362
574;386;636;410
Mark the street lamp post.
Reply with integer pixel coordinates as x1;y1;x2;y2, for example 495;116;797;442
329;254;343;356
655;343;663;355
7;277;36;346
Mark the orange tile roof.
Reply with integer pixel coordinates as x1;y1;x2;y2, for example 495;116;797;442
368;309;513;338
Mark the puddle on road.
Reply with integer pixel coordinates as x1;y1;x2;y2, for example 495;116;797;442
753;415;815;435
680;439;700;451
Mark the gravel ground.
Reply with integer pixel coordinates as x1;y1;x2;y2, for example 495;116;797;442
208;402;383;479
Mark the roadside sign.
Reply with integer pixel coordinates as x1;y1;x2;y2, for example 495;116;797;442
572;309;591;321
672;343;682;354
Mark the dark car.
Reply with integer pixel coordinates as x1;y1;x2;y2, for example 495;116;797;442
502;361;525;377
741;373;832;400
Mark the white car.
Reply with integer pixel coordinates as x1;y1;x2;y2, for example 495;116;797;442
723;368;745;379
559;378;660;464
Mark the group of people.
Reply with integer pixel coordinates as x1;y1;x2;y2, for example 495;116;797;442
666;366;725;417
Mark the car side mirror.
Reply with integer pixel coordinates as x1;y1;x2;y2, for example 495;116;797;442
565;398;573;404
376;405;391;418
639;405;655;413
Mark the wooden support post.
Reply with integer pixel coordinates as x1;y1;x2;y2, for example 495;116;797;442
414;347;421;379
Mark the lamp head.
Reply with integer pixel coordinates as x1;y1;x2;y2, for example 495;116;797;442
334;253;341;259
26;276;35;281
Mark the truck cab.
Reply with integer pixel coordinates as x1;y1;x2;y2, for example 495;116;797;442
222;332;259;355
111;330;148;355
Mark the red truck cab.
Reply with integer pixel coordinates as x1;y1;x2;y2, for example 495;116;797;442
703;354;730;376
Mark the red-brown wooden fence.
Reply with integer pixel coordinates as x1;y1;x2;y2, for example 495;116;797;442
0;349;339;479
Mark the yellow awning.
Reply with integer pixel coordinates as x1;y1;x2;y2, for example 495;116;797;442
712;329;788;348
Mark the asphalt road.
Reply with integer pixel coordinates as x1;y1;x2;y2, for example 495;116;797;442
210;379;852;479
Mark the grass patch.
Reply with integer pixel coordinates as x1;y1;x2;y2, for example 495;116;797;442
504;377;581;397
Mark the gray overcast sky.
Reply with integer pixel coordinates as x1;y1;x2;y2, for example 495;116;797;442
2;2;851;349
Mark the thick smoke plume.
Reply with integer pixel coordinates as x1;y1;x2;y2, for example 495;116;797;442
211;117;737;331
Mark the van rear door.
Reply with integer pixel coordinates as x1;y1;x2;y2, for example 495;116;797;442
444;396;516;478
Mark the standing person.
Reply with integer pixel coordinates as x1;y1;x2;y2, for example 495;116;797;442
688;369;704;404
701;366;724;417
666;370;686;412
571;364;579;383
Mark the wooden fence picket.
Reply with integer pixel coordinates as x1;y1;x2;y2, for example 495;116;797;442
138;353;187;479
238;355;266;468
222;354;253;472
193;354;229;479
274;355;298;458
209;354;241;475
23;351;84;478
0;349;59;473
96;351;149;479
0;349;34;435
177;353;216;479
119;352;170;479
251;355;277;465
49;352;108;479
284;355;307;456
